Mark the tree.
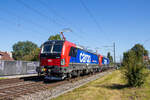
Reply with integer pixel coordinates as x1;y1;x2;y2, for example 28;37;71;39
48;34;62;40
12;41;39;61
107;52;113;64
122;44;149;87
131;44;148;61
23;48;40;61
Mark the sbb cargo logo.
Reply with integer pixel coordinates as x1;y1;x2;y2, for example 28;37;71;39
80;53;91;63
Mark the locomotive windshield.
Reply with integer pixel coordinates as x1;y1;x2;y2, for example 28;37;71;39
41;42;63;53
41;44;52;53
53;44;63;53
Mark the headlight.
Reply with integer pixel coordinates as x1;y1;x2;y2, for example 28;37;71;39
61;59;65;65
42;68;47;72
48;69;51;72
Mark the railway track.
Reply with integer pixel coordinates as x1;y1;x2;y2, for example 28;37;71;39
0;69;113;100
0;76;68;100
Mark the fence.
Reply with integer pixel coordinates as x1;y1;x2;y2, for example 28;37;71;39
0;60;39;76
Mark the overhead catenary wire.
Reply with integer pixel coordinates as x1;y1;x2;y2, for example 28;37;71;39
0;0;113;54
38;0;88;39
79;0;102;44
16;0;66;27
0;9;48;43
0;7;50;32
15;0;87;46
0;16;46;44
20;0;109;53
17;0;85;43
37;0;92;45
16;0;104;52
20;0;101;50
79;0;113;49
38;0;68;26
79;0;103;33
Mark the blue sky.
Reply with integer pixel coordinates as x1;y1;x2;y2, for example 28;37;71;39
0;0;150;62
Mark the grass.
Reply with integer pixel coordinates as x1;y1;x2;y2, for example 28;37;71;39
52;70;150;100
0;77;7;80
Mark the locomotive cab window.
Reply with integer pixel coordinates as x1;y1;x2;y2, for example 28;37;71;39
53;44;63;53
41;41;63;53
69;47;77;57
41;44;52;53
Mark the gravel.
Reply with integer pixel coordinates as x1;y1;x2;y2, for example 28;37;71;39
15;70;113;100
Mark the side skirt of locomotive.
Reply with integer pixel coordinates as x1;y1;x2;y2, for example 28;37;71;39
44;63;108;81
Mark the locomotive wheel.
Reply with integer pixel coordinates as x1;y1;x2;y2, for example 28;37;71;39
77;71;81;77
84;69;89;75
91;69;94;75
98;68;102;72
67;73;72;78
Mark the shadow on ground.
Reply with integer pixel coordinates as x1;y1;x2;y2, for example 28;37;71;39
19;76;45;82
99;84;129;90
19;76;61;84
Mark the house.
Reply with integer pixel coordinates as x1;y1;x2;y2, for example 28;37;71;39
0;51;14;61
143;56;149;62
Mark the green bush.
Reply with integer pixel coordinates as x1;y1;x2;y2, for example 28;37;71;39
123;50;148;87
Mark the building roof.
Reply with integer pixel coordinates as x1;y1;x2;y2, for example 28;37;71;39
0;51;14;61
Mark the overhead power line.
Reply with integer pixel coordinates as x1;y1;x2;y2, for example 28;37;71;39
36;0;102;47
0;7;50;32
0;8;51;40
37;0;91;44
38;0;67;24
79;0;103;32
79;0;112;46
15;0;88;46
16;0;87;44
16;0;102;51
16;0;65;27
0;16;46;41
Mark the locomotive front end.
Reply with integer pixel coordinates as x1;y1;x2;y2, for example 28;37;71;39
39;40;65;80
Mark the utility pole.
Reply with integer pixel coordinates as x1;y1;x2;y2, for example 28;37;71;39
113;42;116;67
99;42;116;67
